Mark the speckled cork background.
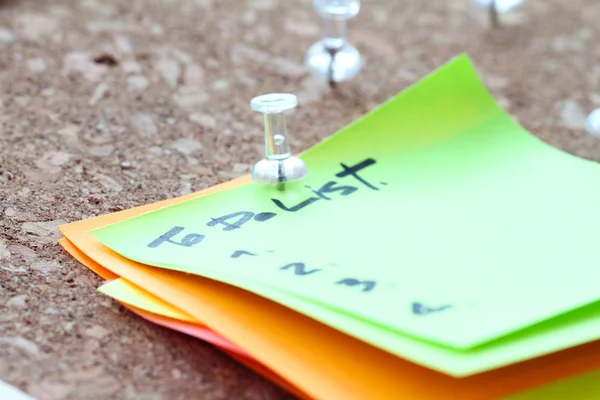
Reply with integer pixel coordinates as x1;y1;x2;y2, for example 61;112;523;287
1;0;599;399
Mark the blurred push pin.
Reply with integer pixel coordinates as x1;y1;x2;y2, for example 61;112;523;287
305;0;361;86
250;93;308;190
587;109;600;139
471;0;524;28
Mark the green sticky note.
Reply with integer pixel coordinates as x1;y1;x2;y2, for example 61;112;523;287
502;368;600;400
198;279;600;377
93;54;600;375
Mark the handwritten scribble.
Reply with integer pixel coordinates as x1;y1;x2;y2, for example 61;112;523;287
412;302;452;315
253;212;277;222
230;250;258;258
335;158;378;190
336;278;377;292
271;158;379;213
207;211;255;231
147;226;205;248
271;197;320;212
208;211;276;231
280;262;321;276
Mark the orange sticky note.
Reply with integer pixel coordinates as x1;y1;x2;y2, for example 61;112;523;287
59;237;307;397
58;176;600;400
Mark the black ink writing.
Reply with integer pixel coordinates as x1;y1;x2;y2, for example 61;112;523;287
305;184;333;201
230;250;258;258
207;211;277;231
412;302;452;315
280;262;321;276
253;212;277;222
147;226;205;248
335;158;378;190
271;197;320;212
271;158;379;213
336;278;377;292
306;181;359;201
207;211;253;231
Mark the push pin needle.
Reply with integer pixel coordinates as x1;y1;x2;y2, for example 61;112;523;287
250;93;308;191
305;0;362;86
471;0;523;27
326;47;338;88
489;0;499;28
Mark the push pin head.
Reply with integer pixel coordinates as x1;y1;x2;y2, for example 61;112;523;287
250;93;308;187
587;109;600;139
305;0;362;84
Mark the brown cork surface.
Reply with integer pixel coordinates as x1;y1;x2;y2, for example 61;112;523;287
1;0;599;399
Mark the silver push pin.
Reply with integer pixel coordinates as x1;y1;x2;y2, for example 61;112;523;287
471;0;524;28
587;109;600;139
305;0;361;86
250;93;308;190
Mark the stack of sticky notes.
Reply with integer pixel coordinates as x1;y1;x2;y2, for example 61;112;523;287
58;55;600;399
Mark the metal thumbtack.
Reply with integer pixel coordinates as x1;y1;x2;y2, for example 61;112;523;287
587;109;600;139
250;93;308;191
471;0;524;28
305;0;362;87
